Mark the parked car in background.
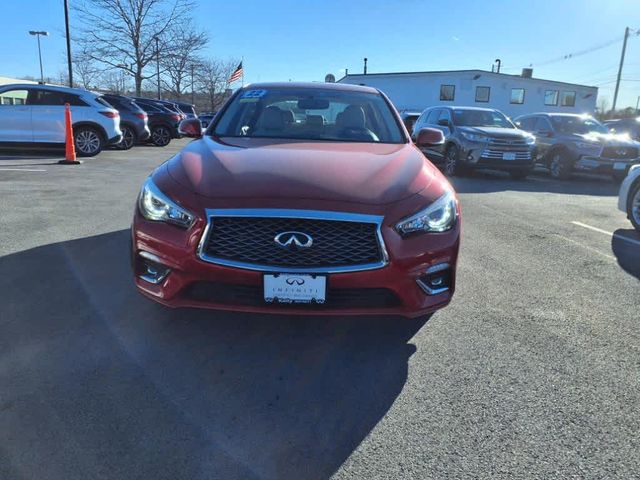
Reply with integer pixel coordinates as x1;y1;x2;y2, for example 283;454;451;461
173;101;197;119
0;83;121;156
199;112;215;128
618;164;640;231
399;110;420;135
136;98;186;121
102;94;150;150
516;113;640;182
413;106;536;179
132;82;459;318
133;98;181;147
604;117;640;141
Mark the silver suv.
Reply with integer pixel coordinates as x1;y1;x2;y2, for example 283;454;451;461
0;84;122;156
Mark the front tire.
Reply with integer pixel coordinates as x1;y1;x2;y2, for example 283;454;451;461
74;127;103;157
151;125;172;147
116;125;136;150
548;150;572;180
444;144;465;177
628;181;640;231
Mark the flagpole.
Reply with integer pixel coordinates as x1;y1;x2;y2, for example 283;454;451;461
241;56;244;87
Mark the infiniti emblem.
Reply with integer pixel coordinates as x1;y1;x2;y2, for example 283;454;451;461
274;231;313;250
616;148;628;156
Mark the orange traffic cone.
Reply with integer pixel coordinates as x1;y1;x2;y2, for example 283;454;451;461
58;103;81;165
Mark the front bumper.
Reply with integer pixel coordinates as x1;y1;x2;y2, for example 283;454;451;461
131;212;460;318
575;155;640;175
462;144;536;171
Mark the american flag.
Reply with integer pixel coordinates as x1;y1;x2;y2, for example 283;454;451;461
228;62;243;83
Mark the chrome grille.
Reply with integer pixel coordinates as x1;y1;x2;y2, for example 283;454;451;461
198;209;387;273
482;138;532;160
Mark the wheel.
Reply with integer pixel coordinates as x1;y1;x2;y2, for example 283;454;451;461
548;150;572;180
116;125;136;150
444;144;465;177
628;181;640;231
74;127;103;157
151;125;172;147
509;169;529;180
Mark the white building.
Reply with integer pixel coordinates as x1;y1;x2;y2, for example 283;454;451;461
338;69;597;118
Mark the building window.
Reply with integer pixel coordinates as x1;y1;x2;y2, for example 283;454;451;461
475;86;490;103
440;85;455;101
544;90;559;106
510;88;525;104
560;91;576;107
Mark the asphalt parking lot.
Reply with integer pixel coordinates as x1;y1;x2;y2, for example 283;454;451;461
1;141;639;479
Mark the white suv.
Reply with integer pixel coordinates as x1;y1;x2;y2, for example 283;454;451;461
0;83;122;156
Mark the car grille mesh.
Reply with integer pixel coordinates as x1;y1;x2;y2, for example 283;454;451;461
203;216;383;269
601;146;638;159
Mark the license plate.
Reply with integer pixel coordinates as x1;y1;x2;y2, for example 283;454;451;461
614;162;627;171
503;152;516;161
264;274;326;304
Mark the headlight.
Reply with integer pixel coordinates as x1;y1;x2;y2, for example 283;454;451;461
524;135;536;144
396;191;458;235
576;141;601;151
460;131;487;143
138;177;195;228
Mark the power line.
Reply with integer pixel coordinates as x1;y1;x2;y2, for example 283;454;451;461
528;36;624;68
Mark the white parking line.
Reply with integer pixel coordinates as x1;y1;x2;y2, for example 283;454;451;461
555;234;616;260
0;168;47;172
572;221;640;247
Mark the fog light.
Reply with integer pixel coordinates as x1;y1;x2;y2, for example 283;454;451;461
417;263;451;295
138;251;171;284
467;151;478;163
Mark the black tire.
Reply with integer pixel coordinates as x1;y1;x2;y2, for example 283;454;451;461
444;144;465;177
116;125;136;150
628;181;640;231
151;125;172;147
548;149;572;180
509;169;529;180
74;126;103;157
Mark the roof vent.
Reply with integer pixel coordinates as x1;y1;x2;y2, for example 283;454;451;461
521;68;533;78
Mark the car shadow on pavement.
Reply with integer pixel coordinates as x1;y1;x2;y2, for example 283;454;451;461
611;229;640;280
0;230;427;480
450;169;620;196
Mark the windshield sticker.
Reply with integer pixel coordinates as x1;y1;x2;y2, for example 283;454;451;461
241;89;267;99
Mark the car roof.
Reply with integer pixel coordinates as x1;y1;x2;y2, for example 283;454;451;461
0;83;99;97
243;81;380;94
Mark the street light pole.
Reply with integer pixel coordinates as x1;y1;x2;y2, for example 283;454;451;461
63;0;73;87
29;31;49;84
155;36;161;100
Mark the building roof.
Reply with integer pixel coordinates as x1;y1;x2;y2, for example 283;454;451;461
244;81;379;94
338;69;597;90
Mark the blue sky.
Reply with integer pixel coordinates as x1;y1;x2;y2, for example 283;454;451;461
3;0;640;108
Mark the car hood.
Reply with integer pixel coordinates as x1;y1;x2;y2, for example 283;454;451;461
459;126;530;139
571;132;639;146
166;136;438;205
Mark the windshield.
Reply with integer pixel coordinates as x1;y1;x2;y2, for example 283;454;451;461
551;116;608;134
213;87;404;143
452;109;514;128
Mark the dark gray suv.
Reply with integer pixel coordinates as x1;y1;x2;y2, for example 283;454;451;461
413;106;536;179
103;94;151;150
515;113;640;181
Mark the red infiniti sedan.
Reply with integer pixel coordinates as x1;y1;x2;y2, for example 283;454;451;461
131;82;460;318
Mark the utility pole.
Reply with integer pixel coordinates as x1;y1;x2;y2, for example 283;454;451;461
64;0;73;87
363;57;368;75
155;36;161;100
612;27;630;113
191;64;195;105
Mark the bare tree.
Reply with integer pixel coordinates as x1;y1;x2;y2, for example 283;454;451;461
72;48;101;89
73;0;194;95
161;26;208;99
196;59;237;111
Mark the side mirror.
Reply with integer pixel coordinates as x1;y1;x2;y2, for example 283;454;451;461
416;128;445;147
179;118;202;138
437;118;451;127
